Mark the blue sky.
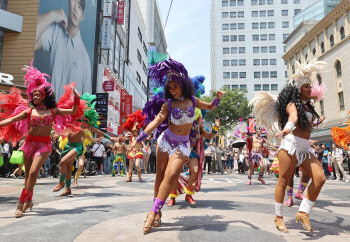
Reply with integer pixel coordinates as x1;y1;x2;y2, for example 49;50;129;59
157;0;212;93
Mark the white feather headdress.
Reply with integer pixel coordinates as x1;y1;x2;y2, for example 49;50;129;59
287;59;328;91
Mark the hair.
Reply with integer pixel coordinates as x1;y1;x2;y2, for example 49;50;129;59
30;86;57;109
277;84;319;132
164;76;194;100
80;0;86;11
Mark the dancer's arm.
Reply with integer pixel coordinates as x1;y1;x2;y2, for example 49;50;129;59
275;102;298;137
201;118;220;140
83;123;118;142
0;109;28;127
240;131;252;141
55;86;79;116
195;91;225;111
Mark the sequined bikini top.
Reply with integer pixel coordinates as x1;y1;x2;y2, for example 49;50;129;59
27;108;56;129
305;111;313;122
168;96;196;125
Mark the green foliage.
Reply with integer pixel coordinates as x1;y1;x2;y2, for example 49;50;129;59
201;87;251;132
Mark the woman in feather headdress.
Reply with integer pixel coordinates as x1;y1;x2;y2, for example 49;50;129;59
249;59;328;233
0;61;86;218
127;59;225;234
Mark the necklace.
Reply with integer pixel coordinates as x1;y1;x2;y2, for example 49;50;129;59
174;96;184;101
36;105;47;110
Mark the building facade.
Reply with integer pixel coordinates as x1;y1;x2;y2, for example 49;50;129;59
210;0;318;100
283;0;350;144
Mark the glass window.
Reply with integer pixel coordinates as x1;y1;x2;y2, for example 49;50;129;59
263;84;269;91
230;12;237;18
224;72;230;78
268;22;275;28
238;11;244;17
253;59;260;65
136;72;141;84
138;28;142;43
238;35;245;41
269;34;275;40
223;35;230;42
283;34;289;40
231;72;238;78
254;84;262;91
261;47;268;53
259;0;266;5
253;35;259;41
271;84;278;90
238;0;244;6
270;59;277;65
281;0;287;4
239;59;246;66
262;71;269;78
143;62;147;75
230;0;237;6
222;24;229;30
223;60;230;66
294;9;301;16
269;46;276;53
292;65;295;74
252;11;258;17
260;22;267;29
340;26;345;40
253;47;260;53
254;72;261;78
223;48;230;54
231;35;237;41
239;47;245;53
282;21;289;28
222;12;229;18
270;71;277;78
251;0;258;5
224;85;231;89
294;0;300;3
137;49;142;63
285;71;288;77
231;47;238;53
321;42;325;53
336;61;342;78
317;74;322;84
267;0;274;4
240;84;247;90
252;23;259;29
222;1;229;6
261;34;267;41
238;23;245;29
282;10;288;16
143;42;147;55
320;100;324;116
230;23;237;29
338;91;345;111
240;72;246;78
232;85;239;90
231;59;238;66
262;59;268;65
260;10;266;17
330;35;334;47
268;10;274;16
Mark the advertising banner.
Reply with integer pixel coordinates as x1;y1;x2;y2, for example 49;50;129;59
101;18;111;49
123;95;132;119
103;0;112;17
103;80;114;91
34;0;97;100
116;1;125;25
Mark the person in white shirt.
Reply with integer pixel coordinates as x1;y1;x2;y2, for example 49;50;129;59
92;140;105;174
204;143;215;174
35;0;91;99
331;144;349;182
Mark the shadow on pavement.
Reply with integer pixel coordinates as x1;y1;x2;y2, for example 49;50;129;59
172;200;240;211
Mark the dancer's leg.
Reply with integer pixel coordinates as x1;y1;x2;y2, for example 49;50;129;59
285;175;294;206
258;159;265;184
61;159;74;196
126;158;135;181
135;158;142;181
53;149;78;191
74;156;85;187
154;148;169;198
247;160;254;184
25;152;50;191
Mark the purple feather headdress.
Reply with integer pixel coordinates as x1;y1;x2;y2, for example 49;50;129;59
148;59;191;88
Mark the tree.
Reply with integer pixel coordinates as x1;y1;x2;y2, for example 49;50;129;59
201;87;251;133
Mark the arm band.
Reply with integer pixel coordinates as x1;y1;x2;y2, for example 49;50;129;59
212;126;218;134
136;131;149;143
212;98;221;107
284;121;296;131
103;133;111;139
74;95;80;106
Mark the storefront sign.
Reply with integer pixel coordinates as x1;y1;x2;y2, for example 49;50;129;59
116;1;125;25
103;80;114;91
123;95;132;119
0;72;14;84
101;18;111;49
103;0;113;17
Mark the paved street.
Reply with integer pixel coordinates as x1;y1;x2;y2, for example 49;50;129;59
1;173;350;241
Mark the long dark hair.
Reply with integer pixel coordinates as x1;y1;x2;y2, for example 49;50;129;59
277;85;319;132
164;76;194;100
30;86;57;109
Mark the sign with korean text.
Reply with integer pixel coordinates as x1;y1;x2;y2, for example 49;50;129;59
123;95;132;119
103;80;114;91
116;1;125;25
103;0;112;17
101;18;111;49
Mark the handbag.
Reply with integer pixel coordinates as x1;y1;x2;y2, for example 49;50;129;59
0;156;3;167
9;150;24;165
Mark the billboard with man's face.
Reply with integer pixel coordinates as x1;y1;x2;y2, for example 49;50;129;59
34;0;98;100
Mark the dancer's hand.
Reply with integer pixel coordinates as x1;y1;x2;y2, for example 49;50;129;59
214;118;221;129
216;90;225;99
275;129;291;138
110;137;118;142
127;140;138;154
71;86;79;96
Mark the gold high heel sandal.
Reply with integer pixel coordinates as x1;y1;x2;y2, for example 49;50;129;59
153;211;162;227
23;201;34;212
296;212;313;232
274;217;288;233
52;182;65;192
15;202;24;218
143;213;155;234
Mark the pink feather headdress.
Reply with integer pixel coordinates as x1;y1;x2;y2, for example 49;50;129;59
22;60;53;101
311;80;327;102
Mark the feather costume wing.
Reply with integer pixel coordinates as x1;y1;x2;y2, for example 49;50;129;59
142;96;168;139
249;92;281;136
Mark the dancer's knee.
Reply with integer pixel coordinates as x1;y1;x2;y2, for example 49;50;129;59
314;173;326;188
